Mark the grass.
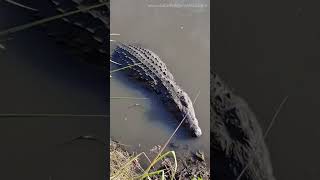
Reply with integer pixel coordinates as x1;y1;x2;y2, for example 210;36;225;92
110;140;141;179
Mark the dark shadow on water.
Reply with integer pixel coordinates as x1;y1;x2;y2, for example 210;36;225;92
111;64;194;140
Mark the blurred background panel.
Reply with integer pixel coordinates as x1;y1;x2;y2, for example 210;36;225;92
0;1;108;179
214;0;320;179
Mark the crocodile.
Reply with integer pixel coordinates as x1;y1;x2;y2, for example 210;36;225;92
42;0;203;137
111;43;202;137
211;70;276;180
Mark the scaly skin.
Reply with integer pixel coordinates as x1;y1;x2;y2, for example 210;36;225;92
112;43;202;137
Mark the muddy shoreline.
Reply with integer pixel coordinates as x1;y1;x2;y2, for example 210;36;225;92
111;139;210;179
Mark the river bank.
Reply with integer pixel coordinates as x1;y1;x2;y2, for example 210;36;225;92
110;139;210;180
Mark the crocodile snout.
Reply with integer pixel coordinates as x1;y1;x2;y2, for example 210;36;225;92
191;125;202;137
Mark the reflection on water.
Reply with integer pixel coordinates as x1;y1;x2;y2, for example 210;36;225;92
110;0;210;164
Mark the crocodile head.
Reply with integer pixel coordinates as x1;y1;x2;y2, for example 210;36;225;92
179;91;202;137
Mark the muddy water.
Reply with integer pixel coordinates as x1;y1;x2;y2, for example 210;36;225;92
110;0;210;164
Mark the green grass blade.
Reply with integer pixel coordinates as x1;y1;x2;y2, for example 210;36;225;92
111;151;152;179
110;152;142;179
137;151;177;180
144;170;165;180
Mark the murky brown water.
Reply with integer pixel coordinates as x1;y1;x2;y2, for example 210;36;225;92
110;0;210;164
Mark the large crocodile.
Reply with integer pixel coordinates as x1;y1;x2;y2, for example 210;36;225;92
112;43;202;137
211;70;276;180
42;1;202;136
